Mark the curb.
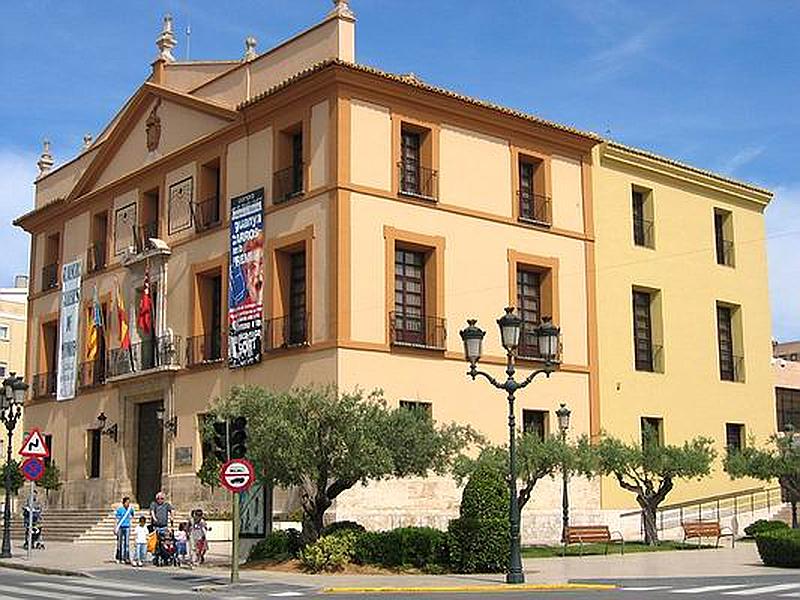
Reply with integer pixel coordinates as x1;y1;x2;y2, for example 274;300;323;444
322;583;618;594
0;560;91;578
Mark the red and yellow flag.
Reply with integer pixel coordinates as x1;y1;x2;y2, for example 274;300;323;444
115;278;131;350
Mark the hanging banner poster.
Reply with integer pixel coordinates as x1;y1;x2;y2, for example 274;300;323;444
228;188;264;368
57;259;82;401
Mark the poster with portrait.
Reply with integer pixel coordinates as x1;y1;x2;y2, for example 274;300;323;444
168;176;193;234
239;483;267;538
228;188;264;368
114;202;137;255
57;259;82;401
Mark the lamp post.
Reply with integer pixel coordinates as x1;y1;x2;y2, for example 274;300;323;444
1;373;27;558
459;308;560;585
556;402;571;543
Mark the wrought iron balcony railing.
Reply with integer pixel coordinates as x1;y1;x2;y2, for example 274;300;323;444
186;331;225;366
518;191;552;226
398;163;438;201
634;218;655;248
720;354;744;383
635;343;663;373
390;312;446;350
31;372;57;399
86;242;107;273
717;239;735;267
133;221;159;253
78;358;106;388
107;334;182;378
41;263;59;291
193;196;222;233
273;163;304;204
517;323;563;363
263;314;309;351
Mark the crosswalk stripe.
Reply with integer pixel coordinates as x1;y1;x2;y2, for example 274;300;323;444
672;584;748;594
77;579;184;595
26;582;139;598
623;587;673;591
268;593;305;598
725;583;800;595
0;583;83;600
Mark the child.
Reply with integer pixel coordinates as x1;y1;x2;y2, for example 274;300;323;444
134;516;149;567
174;522;188;566
189;509;211;565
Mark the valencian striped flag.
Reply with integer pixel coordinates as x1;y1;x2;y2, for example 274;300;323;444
115;278;131;350
85;284;104;361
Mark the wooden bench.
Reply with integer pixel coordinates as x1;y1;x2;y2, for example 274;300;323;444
562;525;625;556
682;521;735;548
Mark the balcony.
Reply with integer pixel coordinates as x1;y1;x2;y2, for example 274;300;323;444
720;354;744;383
273;163;304;204
518;191;552;226
78;358;106;389
263;314;309;351
398;163;438;201
133;221;159;253
193;196;222;233
41;263;59;292
634;218;655;248
717;239;735;267
86;242;107;274
107;335;182;379
186;331;225;367
31;372;56;399
634;343;663;373
518;323;563;363
390;312;446;350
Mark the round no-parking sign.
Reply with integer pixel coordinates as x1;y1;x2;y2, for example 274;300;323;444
219;458;255;493
20;457;45;482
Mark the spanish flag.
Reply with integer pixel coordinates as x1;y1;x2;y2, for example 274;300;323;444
115;278;131;350
86;285;104;361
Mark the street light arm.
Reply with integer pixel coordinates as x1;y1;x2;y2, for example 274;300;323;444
467;364;504;389
516;363;553;390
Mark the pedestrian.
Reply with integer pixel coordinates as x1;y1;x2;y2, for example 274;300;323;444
189;509;211;565
149;491;173;534
114;496;134;564
134;516;149;567
174;522;188;566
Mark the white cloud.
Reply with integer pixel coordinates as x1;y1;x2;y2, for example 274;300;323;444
0;148;37;287
718;146;765;175
766;184;800;341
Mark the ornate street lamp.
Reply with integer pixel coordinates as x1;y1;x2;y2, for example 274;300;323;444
556;402;572;542
1;372;27;558
155;406;178;437
459;308;560;584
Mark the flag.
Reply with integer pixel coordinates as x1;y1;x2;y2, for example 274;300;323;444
86;285;104;361
115;278;131;350
137;262;153;335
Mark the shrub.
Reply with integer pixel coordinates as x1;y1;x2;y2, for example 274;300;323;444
744;519;789;538
755;528;800;567
299;533;358;572
352;527;447;569
248;529;303;562
321;520;366;538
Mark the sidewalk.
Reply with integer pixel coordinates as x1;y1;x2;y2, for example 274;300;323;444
0;540;792;588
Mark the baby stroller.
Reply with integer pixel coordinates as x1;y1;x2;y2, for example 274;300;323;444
153;528;178;566
22;505;45;550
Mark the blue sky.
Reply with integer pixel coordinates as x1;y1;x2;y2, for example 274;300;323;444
1;1;798;339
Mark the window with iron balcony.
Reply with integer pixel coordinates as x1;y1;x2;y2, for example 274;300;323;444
273;126;304;204
265;248;308;351
517;156;551;226
193;157;222;233
717;303;744;382
391;247;446;350
632;187;655;249
398;124;438;201
714;208;735;267
87;211;108;274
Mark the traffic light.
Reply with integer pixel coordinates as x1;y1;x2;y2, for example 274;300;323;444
212;420;229;462
229;416;247;459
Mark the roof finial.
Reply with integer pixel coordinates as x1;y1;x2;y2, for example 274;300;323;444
243;36;257;62
37;139;54;177
156;14;177;62
328;0;355;19
82;134;93;150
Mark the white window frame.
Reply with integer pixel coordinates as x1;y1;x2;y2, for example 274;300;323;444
0;324;9;341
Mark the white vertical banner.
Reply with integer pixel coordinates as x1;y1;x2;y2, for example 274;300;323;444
57;259;82;401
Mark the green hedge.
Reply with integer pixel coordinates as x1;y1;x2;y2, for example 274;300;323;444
447;517;509;573
248;529;303;562
352;527;447;569
744;519;789;538
300;532;360;572
755;528;800;568
321;520;366;538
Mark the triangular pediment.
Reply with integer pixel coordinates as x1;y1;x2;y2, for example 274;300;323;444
70;83;238;200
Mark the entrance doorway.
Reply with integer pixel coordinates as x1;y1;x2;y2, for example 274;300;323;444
136;401;163;506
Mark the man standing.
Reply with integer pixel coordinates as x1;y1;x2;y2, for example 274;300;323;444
114;497;134;564
149;491;172;533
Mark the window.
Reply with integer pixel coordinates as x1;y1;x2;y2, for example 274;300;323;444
400;400;432;417
42;232;61;291
87;429;101;479
725;423;744;452
189;268;224;366
518;157;550;225
632;187;654;248
714;209;735;267
717;303;743;382
633;290;654;372
523;409;548;441
394;249;426;346
0;362;7;377
88;211;108;273
399;124;437;200
777;387;800;431
517;268;541;358
0;324;9;341
288;251;307;346
195;158;222;232
44;434;53;468
33;320;58;398
640;417;663;449
274;125;304;203
138;188;160;251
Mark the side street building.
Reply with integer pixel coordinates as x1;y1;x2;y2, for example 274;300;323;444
0;277;28;465
15;2;775;540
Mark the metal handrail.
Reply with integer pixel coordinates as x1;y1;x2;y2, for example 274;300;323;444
263;314;309;351
634;218;655;248
389;311;446;350
186;330;226;366
273;163;304;204
193;196;221;232
398;163;438;200
517;191;552;226
86;242;106;273
41;263;59;291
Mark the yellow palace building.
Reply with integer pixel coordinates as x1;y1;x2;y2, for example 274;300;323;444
15;2;776;540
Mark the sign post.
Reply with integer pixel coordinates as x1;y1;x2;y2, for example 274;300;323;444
19;437;48;562
219;458;254;584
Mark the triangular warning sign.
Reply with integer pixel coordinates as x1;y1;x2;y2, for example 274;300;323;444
19;428;50;458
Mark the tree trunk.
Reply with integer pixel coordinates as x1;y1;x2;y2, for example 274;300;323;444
301;491;331;543
639;500;659;545
792;501;798;529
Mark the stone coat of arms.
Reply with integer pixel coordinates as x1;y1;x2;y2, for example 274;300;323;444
146;99;162;152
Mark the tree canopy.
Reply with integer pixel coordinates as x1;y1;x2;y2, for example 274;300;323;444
202;384;479;541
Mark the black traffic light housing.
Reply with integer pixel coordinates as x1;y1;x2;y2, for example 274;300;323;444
229;416;247;459
212;420;229;462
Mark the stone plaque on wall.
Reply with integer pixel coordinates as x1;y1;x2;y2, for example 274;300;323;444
174;446;193;467
168;176;193;235
114;202;137;255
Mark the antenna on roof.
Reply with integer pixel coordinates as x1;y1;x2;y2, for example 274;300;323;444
185;25;191;60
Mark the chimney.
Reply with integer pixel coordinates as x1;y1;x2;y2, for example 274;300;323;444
243;36;258;62
36;139;54;178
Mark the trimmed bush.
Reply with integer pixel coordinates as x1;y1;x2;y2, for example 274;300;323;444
352;527;447;569
299;532;359;572
744;519;789;538
755;528;800;567
248;529;303;562
321;520;366;538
